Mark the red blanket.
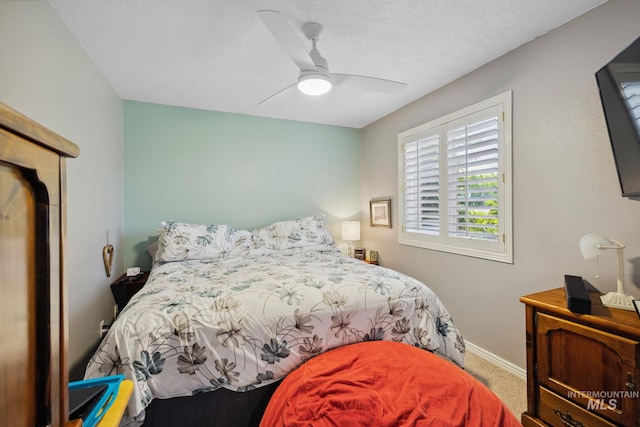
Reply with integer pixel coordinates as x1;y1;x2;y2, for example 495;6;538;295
260;341;520;427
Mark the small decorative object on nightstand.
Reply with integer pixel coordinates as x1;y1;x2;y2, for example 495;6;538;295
353;247;365;260
365;250;379;265
520;287;640;427
110;271;149;313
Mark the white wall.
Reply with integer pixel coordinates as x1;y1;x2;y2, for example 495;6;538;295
0;1;124;374
361;0;640;368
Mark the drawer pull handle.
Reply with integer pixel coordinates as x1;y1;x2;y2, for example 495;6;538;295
553;409;584;427
626;372;636;391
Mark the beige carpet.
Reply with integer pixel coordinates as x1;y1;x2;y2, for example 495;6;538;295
464;351;527;422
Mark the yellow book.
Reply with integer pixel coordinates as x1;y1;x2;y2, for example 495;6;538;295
97;380;134;427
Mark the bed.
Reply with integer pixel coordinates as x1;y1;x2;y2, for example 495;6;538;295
84;215;466;426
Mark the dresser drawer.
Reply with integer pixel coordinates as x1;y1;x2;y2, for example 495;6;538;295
539;387;617;427
536;312;638;425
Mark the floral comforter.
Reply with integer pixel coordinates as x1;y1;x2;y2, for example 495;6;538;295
85;245;465;423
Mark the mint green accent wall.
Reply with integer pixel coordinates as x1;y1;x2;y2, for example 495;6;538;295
124;101;361;269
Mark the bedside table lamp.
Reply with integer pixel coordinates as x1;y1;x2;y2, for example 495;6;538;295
579;232;634;311
342;221;360;257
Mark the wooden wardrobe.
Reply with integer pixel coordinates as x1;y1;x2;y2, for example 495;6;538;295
0;103;79;427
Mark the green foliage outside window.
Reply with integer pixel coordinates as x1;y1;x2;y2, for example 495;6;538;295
455;173;498;238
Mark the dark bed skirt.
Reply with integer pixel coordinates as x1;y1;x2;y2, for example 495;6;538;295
142;380;282;427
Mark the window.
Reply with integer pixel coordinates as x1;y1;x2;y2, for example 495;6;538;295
398;91;512;263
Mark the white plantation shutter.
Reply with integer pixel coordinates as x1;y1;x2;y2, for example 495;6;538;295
446;111;499;241
403;133;440;235
398;92;512;263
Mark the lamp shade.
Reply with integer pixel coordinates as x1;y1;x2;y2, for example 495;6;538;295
579;233;615;259
579;232;632;310
342;221;360;241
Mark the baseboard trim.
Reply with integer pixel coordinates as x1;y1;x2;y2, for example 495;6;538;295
466;341;526;381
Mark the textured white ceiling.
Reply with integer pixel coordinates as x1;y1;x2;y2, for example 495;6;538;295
48;0;607;128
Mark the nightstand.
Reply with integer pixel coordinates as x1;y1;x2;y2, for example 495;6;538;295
520;288;640;427
110;271;149;313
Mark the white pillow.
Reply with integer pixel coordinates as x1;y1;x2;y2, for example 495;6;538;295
155;221;251;262
251;214;334;250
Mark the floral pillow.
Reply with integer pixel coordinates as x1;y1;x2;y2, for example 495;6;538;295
251;214;334;250
154;221;251;262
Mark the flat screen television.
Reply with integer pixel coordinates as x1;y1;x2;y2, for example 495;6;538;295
595;36;640;198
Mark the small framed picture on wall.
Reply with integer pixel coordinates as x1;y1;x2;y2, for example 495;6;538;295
370;199;391;228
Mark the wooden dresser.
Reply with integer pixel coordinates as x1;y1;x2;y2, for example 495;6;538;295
0;103;79;426
520;288;640;427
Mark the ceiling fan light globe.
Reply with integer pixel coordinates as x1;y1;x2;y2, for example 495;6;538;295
297;74;332;96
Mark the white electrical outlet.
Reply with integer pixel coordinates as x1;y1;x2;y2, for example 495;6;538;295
99;320;105;338
99;320;110;338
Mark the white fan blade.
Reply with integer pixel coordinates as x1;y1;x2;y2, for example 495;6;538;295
257;10;317;72
258;83;297;106
332;73;407;93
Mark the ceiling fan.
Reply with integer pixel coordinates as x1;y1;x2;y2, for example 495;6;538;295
257;10;407;105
